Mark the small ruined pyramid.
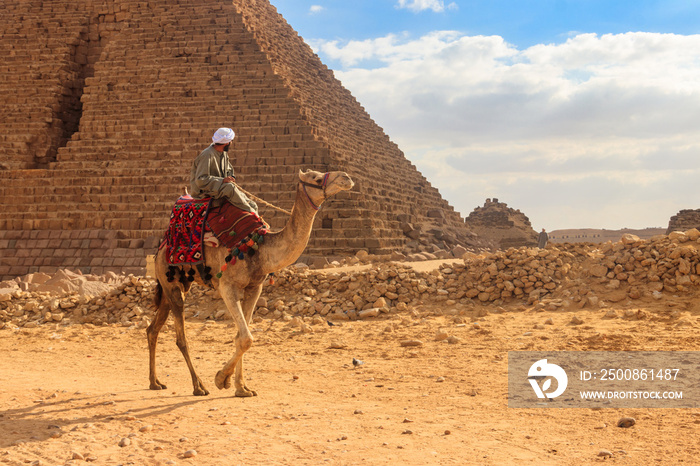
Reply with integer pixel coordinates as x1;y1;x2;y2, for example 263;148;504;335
465;198;538;249
666;209;700;234
0;0;474;280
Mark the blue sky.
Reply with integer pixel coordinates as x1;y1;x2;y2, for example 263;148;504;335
272;1;700;230
276;1;700;49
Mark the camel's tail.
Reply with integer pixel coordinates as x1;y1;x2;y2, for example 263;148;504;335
153;280;163;310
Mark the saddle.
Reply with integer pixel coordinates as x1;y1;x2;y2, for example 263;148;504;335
161;195;268;271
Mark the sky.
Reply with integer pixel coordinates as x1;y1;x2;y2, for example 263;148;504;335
272;0;700;230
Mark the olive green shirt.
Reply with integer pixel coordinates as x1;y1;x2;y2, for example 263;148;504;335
189;144;257;213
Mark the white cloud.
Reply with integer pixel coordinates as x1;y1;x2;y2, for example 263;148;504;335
396;0;457;13
309;5;324;14
311;32;700;229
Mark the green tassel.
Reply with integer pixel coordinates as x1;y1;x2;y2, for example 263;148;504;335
215;271;223;279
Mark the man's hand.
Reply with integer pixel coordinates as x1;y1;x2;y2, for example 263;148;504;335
223;176;236;184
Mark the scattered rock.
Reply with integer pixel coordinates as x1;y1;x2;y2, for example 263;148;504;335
435;331;449;341
617;417;636;428
597;449;613;458
400;339;423;347
570;316;584;325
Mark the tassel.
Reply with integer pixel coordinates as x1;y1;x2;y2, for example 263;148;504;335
215;272;223;279
166;266;177;282
268;273;274;285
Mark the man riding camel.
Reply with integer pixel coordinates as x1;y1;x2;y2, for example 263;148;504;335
190;127;258;213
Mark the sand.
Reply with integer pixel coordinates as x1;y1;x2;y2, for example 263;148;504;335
1;286;699;465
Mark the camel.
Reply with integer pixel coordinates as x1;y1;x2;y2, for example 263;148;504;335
147;169;354;396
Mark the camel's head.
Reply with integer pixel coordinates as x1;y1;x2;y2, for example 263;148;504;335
298;169;354;208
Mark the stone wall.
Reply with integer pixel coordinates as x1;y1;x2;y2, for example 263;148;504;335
0;0;472;280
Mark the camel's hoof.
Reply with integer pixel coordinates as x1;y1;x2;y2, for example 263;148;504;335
215;370;231;390
193;386;210;396
149;380;167;390
235;387;257;398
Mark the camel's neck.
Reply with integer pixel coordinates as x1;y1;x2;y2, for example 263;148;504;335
260;185;320;273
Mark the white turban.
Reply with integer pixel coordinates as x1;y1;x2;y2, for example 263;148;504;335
212;127;235;144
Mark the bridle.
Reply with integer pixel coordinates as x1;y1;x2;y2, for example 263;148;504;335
299;172;330;211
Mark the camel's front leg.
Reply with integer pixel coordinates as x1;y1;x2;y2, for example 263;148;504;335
215;284;255;397
231;284;264;396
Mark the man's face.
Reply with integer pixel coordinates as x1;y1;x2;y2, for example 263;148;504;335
223;142;231;151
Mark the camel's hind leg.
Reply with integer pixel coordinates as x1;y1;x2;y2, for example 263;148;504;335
147;282;171;390
164;284;209;396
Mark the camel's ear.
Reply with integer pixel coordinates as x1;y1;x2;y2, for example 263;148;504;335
298;169;306;179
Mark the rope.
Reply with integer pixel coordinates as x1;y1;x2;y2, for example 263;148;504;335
235;184;292;216
183;184;293;216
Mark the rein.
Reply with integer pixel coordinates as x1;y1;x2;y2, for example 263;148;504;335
300;172;330;211
231;172;330;215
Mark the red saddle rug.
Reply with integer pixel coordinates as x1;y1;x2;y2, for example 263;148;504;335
163;196;268;267
163;196;211;265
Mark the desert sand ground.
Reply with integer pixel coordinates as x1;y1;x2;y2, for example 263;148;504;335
1;273;699;466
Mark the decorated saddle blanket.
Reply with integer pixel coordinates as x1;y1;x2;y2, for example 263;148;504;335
163;196;210;265
163;196;268;267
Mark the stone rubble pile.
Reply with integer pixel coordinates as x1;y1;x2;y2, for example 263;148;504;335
1;230;699;329
0;274;155;330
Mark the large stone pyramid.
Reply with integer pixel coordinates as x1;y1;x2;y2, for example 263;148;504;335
0;0;473;280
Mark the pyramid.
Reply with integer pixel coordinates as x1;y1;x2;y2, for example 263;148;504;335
0;0;473;280
465;198;537;249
